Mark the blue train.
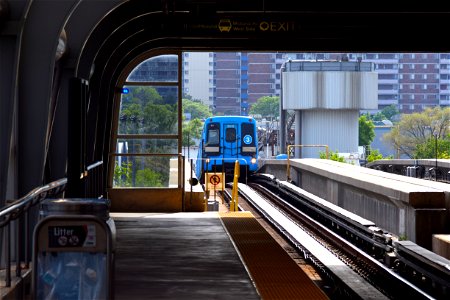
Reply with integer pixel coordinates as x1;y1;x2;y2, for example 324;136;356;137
195;116;259;183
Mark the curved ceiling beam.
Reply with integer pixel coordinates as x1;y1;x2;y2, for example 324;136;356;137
80;6;450;82
76;0;168;78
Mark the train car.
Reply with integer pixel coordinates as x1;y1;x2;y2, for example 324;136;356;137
195;116;258;183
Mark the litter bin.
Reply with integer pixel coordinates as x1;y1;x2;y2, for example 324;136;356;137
33;198;115;300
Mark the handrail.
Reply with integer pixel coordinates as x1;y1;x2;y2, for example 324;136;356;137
87;160;103;171
0;178;67;223
0;178;67;289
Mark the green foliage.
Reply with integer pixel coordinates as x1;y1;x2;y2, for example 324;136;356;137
182;118;203;146
398;234;408;241
364;105;399;122
414;137;450;159
319;150;345;162
135;169;164;187
182;98;212;120
371;112;385;121
381;104;400;121
116;86;178;187
358;115;375;146
143;103;177;133
383;106;450;158
249;96;279;120
366;149;383;163
113;161;132;187
119;86;177;134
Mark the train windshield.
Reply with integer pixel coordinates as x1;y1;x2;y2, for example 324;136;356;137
225;126;237;142
241;122;256;155
241;123;255;146
206;128;219;145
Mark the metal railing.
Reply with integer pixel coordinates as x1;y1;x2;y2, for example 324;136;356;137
0;178;67;288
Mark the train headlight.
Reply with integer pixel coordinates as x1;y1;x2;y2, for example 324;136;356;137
251;157;257;164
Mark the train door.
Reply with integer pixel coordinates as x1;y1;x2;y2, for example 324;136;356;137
223;122;239;161
221;122;240;180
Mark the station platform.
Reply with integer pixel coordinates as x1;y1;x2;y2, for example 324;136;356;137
111;211;328;300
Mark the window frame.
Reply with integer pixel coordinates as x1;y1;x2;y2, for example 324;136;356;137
109;51;183;189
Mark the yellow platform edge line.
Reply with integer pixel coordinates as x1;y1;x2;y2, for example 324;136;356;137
219;211;329;300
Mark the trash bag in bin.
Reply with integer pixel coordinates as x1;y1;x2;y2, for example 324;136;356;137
37;250;107;299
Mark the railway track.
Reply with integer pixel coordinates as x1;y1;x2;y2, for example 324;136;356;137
221;187;339;298
222;175;445;299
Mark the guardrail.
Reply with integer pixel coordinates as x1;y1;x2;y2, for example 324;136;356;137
0;178;67;288
367;159;450;183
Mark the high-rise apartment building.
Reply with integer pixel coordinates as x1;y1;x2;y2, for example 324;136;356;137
213;52;241;115
182;52;214;109
182;52;450;116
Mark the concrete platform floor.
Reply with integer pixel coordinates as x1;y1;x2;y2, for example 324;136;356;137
111;212;260;300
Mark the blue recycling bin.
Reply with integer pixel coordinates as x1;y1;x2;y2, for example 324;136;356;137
33;198;115;300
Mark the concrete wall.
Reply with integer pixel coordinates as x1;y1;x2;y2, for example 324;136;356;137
260;159;449;250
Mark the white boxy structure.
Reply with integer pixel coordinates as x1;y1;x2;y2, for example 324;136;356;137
280;60;378;158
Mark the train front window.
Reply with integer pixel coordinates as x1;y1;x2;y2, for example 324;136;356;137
241;123;255;146
207;129;219;145
241;122;256;155
225;127;237;142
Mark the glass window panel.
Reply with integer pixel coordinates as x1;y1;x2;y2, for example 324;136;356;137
207;129;219;145
225;126;237;142
118;85;178;134
126;55;178;82
241;123;255;146
206;123;220;145
116;139;178;154
113;155;179;188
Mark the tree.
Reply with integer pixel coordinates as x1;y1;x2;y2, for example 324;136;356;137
117;86;178;187
358;115;375;146
414;136;450;159
381;104;399;121
119;86;172;134
113;161;132;187
249;96;279;120
383;107;450;158
143;103;177;134
135;168;164;187
371;112;385;121
364;105;399;122
182;118;203;147
182;98;212;120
